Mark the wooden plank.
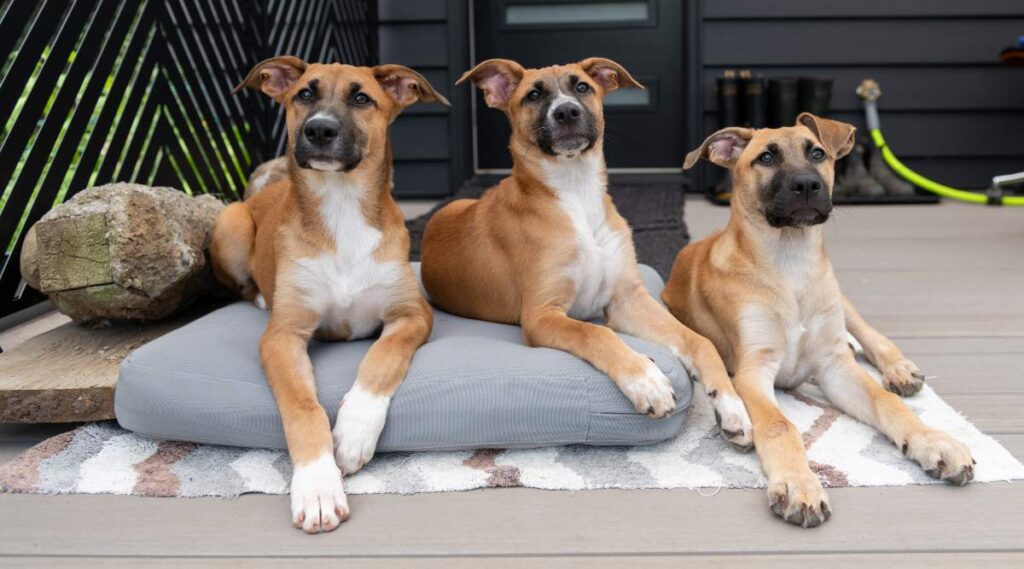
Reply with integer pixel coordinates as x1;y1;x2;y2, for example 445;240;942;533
0;484;1021;557
911;353;1024;394
0;304;219;423
703;0;1024;19
6;552;1024;568
702;112;1024;159
942;394;1024;434
703;67;1024;112
703;19;1024;66
994;434;1024;461
897;336;1024;355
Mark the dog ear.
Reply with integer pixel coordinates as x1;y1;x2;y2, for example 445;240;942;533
683;127;754;170
797;113;856;159
578;57;645;93
457;59;525;109
374;64;452;109
233;56;308;100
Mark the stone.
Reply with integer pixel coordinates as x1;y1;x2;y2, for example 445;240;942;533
19;183;226;323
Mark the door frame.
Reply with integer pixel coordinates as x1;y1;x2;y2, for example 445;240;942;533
464;0;703;176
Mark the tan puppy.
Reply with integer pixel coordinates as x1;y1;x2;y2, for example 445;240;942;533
210;56;448;533
421;58;752;446
665;114;974;527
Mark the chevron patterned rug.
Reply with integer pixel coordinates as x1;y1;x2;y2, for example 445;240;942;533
2;356;1022;497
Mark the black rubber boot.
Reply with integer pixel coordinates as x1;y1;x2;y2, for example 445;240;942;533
767;78;799;128
798;77;833;117
717;70;740;127
739;70;766;128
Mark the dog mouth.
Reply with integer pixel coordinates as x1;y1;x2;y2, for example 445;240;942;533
765;208;831;228
297;155;362;173
538;131;596;157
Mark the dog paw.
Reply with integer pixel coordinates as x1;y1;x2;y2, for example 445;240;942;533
711;393;753;451
333;386;390;475
902;429;975;486
767;471;832;528
882;359;925;397
621;362;676;418
290;455;349;533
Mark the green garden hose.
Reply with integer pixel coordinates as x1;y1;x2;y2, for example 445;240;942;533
857;80;1024;207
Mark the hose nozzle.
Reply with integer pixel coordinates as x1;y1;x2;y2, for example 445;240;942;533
856;79;882;101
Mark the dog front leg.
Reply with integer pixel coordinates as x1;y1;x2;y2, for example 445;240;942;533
733;349;832;528
260;319;348;533
522;306;676;418
606;283;752;449
843;295;924;396
819;354;974;485
333;300;433;474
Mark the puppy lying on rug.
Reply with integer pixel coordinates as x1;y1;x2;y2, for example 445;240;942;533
664;114;975;527
211;56;448;533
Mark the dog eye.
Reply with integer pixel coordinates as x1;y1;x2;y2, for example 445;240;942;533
527;89;541;101
297;88;314;101
353;92;370;105
757;151;774;164
575;82;590;94
810;148;826;161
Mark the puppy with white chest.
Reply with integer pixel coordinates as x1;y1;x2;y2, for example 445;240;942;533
421;58;752;446
210;56;449;533
665;114;974;527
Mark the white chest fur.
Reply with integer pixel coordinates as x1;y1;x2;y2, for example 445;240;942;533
741;230;846;387
291;177;401;340
542;155;627;320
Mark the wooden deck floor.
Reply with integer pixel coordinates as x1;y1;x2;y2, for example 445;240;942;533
1;198;1022;567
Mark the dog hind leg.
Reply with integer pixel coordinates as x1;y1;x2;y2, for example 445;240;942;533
818;354;974;485
843;295;924;396
210;201;259;303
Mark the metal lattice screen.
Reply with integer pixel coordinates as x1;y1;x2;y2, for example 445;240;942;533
0;0;377;318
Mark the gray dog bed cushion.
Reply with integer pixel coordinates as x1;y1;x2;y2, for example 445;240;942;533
115;264;693;451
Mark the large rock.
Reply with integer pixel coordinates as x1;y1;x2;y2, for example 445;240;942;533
20;183;225;323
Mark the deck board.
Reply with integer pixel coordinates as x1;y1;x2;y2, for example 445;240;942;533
0;200;1022;565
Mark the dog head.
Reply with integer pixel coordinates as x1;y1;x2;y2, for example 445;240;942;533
236;56;449;174
458;58;643;160
684;114;855;228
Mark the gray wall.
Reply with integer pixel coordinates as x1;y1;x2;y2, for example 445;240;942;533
378;0;471;198
381;0;1024;197
697;0;1024;189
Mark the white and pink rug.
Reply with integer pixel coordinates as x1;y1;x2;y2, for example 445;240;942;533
2;358;1022;497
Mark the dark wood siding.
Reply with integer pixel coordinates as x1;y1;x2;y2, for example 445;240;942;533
696;0;1024;190
378;0;470;198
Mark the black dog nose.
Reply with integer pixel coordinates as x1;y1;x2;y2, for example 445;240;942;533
303;117;340;146
789;173;823;194
552;103;581;125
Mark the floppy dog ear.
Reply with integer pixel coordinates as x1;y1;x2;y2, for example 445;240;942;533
457;59;525;110
578;57;645;93
374;64;451;109
683;127;754;170
233;56;308;101
797;113;856;160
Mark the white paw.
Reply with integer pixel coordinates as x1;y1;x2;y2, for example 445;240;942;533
290;454;349;533
712;392;753;451
333;386;390;475
621;362;676;418
903;429;975;486
255;294;268;310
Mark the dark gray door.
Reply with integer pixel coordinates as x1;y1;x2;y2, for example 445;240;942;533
473;0;685;169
